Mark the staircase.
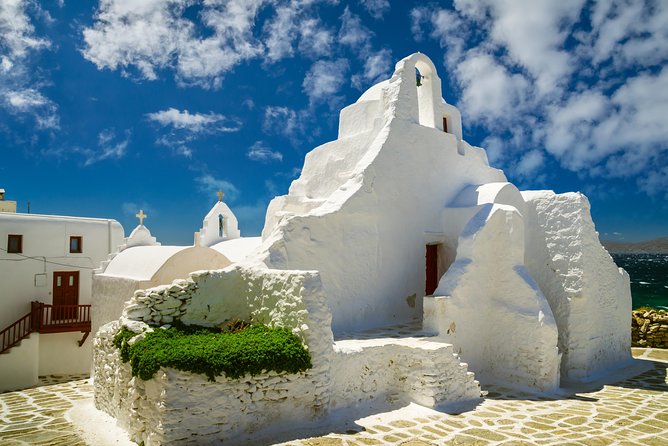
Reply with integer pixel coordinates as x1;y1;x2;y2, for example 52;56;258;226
0;302;92;354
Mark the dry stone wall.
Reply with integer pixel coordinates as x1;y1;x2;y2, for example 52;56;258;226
94;320;329;445
632;309;668;348
121;278;196;326
331;337;480;412
94;265;335;445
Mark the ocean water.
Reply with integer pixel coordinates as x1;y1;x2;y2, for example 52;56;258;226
611;253;668;310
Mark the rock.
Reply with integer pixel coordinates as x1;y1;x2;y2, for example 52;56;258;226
155;297;182;310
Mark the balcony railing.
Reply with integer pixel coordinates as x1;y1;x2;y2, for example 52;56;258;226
31;302;92;334
0;302;92;354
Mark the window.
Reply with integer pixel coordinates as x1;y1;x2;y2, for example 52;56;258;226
69;236;82;253
7;234;22;253
218;214;224;238
443;117;449;133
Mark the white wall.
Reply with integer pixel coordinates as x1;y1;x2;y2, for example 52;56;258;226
91;275;141;347
39;332;91;375
522;191;633;382
424;204;560;391
0;333;39;392
258;54;505;333
0;213;124;329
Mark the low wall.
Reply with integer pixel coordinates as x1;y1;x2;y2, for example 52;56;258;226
94;264;335;445
94;321;326;445
331;338;480;412
632;309;668;348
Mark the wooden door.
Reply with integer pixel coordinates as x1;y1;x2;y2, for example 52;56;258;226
425;245;438;295
53;272;79;319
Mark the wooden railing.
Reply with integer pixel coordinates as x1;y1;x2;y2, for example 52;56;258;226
0;302;92;354
0;313;32;354
31;302;92;334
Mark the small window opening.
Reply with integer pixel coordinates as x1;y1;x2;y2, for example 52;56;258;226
416;68;423;87
218;214;224;238
69;236;82;253
7;234;22;253
443;117;449;133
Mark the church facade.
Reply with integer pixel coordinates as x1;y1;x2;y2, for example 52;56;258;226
93;53;635;445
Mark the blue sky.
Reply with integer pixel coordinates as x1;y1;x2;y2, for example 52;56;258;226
1;0;666;245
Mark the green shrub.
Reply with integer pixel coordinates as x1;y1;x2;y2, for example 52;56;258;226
112;323;311;382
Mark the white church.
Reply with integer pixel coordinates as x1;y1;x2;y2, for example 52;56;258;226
91;53;634;445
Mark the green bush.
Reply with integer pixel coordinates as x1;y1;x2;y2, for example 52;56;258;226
112;323;312;382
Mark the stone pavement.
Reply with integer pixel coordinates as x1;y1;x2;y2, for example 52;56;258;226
0;374;90;446
1;352;667;446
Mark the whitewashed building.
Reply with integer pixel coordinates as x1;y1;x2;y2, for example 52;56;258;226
0;198;124;392
94;53;635;445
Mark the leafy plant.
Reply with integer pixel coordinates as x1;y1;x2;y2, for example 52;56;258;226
112;323;311;382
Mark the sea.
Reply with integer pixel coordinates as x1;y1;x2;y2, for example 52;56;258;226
611;253;668;310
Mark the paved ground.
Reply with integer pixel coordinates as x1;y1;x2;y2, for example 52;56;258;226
1;350;667;446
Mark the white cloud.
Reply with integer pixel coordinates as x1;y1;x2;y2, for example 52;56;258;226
0;0;57;128
3;88;59;129
0;0;50;59
147;107;240;157
338;7;372;51
514;149;545;178
302;59;348;106
298;18;333;58
414;2;668;197
247;141;283;162
638;165;668;199
195;174;239;201
82;129;131;166
263;105;301;139
83;0;268;88
264;5;298;62
264;6;334;62
83;0;340;87
455;52;530;123
146;108;239;133
358;0;390;20
481;136;505;166
352;48;392;89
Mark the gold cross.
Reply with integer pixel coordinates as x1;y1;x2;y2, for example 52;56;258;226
216;190;224;202
136;209;147;225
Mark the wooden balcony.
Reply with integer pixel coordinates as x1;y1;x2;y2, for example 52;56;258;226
0;302;92;354
31;302;92;334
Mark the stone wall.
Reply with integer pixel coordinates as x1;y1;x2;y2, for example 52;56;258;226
94;321;329;445
121;277;196;326
94;265;335;445
632;309;668;348
331;337;480;412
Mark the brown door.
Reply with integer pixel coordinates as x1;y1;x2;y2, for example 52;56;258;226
425;245;438;295
53;271;79;320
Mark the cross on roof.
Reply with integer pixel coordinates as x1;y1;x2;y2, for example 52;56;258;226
136;209;147;225
216;190;224;202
